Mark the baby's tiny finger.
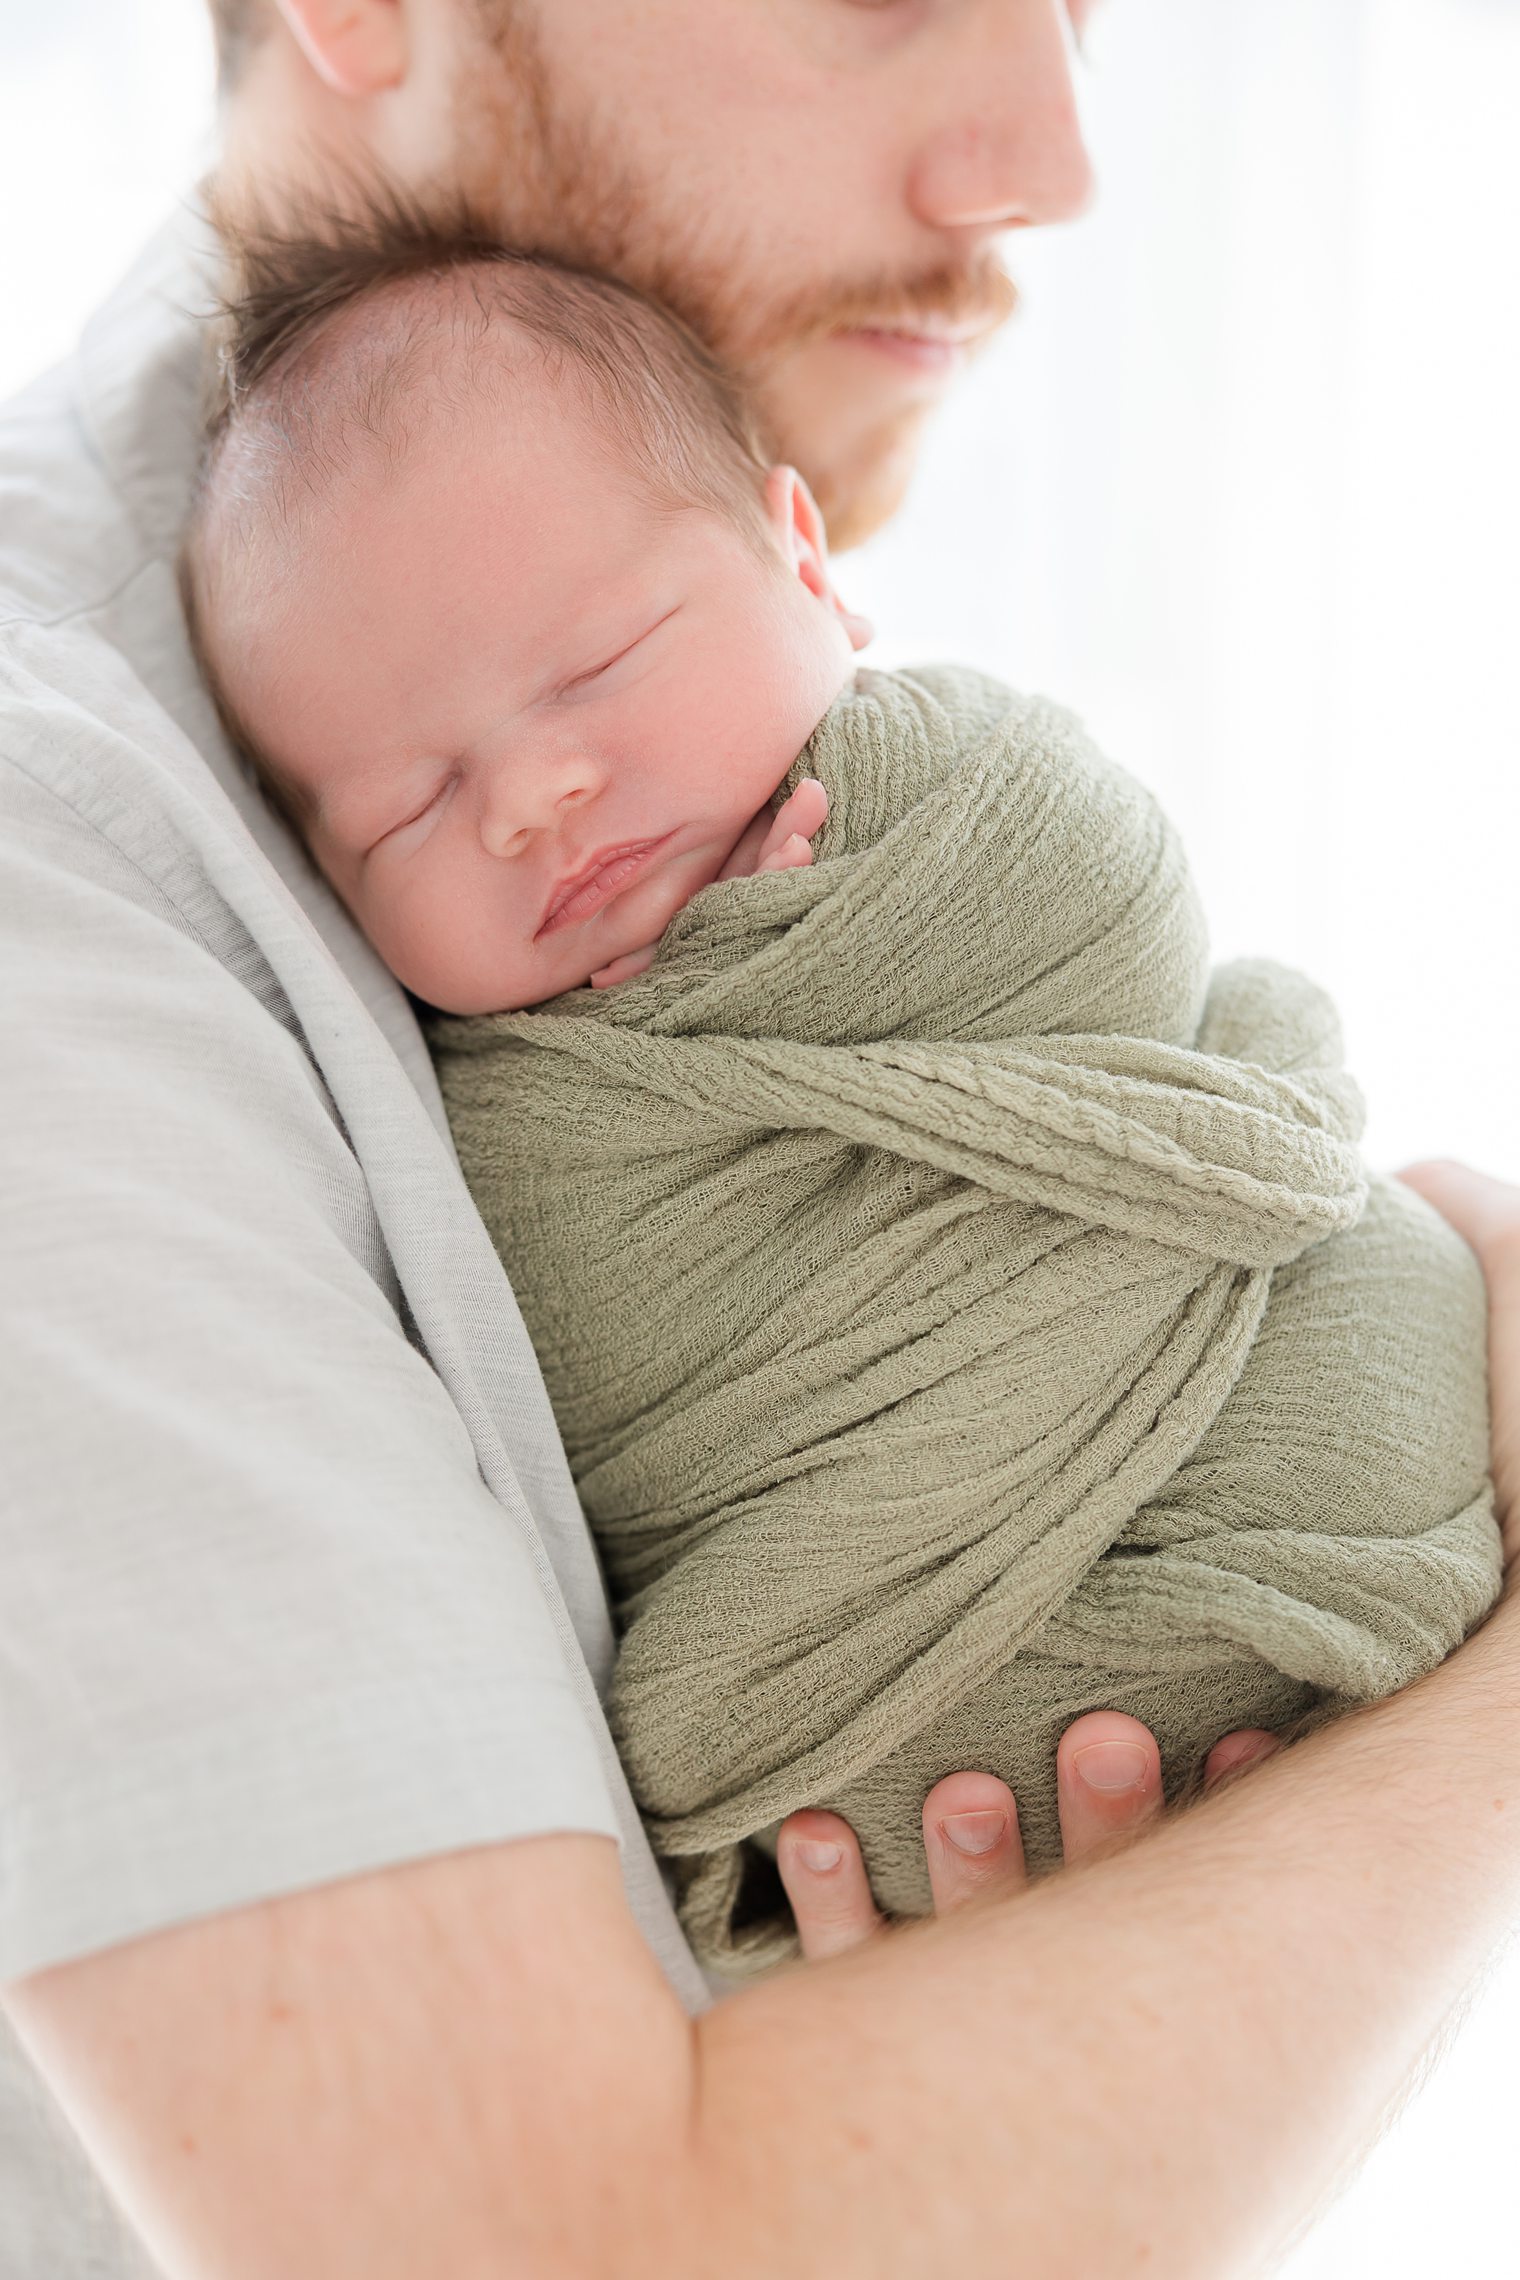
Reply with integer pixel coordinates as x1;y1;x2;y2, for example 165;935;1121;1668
757;833;813;875
761;778;829;862
782;777;829;840
589;943;658;988
778;1809;886;1961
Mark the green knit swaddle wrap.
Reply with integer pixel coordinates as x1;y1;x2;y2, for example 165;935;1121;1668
430;666;1500;1973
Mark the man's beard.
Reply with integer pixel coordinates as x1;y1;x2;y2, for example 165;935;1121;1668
452;4;1017;547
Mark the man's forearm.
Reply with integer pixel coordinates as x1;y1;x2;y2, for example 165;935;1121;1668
676;1597;1520;2280
15;1601;1520;2280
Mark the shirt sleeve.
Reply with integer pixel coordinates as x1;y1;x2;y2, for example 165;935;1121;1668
0;759;620;1983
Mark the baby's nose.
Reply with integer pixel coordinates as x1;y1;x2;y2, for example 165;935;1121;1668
480;770;600;860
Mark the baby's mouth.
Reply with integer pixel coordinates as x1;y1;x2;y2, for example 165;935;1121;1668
535;834;678;940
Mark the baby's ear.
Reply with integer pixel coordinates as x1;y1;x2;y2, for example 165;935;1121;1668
274;0;408;93
764;466;874;653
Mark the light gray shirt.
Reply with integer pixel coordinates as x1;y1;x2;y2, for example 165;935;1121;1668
0;208;707;2275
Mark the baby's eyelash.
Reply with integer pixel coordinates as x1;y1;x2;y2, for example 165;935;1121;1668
380;775;452;845
559;606;682;698
561;639;640;696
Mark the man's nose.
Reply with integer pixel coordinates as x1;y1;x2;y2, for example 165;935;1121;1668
478;753;607;861
907;5;1096;233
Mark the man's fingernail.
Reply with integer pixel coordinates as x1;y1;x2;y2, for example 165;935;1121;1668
1073;1741;1151;1794
940;1809;1009;1857
795;1840;843;1874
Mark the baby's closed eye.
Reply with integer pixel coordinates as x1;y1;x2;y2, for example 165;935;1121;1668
372;771;460;853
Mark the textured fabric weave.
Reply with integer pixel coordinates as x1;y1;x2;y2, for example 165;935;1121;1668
433;665;1499;1971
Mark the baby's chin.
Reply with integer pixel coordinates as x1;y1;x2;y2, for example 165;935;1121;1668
401;820;765;1015
405;941;595;1016
406;912;668;1017
389;935;578;1019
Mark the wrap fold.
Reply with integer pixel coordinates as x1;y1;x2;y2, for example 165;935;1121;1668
432;667;1498;1971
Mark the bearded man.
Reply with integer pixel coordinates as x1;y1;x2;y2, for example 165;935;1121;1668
4;4;1520;2276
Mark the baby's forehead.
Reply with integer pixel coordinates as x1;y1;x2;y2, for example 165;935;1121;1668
201;299;607;676
213;284;710;607
206;244;768;544
234;282;557;521
188;245;774;725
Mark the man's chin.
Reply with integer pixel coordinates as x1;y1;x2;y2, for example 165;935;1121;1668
750;342;939;550
803;415;930;553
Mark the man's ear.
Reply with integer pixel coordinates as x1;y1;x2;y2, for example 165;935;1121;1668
273;0;407;95
764;466;874;654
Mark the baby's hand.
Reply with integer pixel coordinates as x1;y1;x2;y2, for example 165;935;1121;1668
589;781;829;989
588;943;661;989
723;777;830;882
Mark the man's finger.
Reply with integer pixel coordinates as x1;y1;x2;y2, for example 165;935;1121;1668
1202;1729;1281;1790
1400;1160;1520;1571
776;1809;885;1960
921;1770;1027;1915
1056;1709;1163;1866
1398;1160;1520;1265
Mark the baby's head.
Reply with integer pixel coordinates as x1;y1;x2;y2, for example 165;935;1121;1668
184;224;869;1014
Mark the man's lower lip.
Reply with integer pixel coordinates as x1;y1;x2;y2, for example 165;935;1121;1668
535;834;677;939
837;328;969;376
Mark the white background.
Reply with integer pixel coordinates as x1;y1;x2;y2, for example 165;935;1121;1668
3;1;1518;2272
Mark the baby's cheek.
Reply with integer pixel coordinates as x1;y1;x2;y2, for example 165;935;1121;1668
361;877;504;1016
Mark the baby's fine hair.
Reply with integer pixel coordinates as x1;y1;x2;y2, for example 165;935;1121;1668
180;191;771;836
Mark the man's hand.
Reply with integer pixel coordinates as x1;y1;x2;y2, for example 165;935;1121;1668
779;1711;1281;1958
589;781;830;989
1400;1159;1520;1568
772;1157;1520;1955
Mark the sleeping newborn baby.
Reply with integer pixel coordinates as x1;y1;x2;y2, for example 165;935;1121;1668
185;237;1501;1974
